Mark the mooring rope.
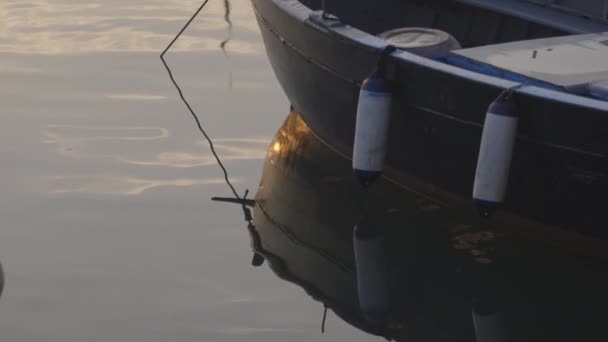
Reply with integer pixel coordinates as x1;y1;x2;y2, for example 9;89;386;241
321;305;329;333
220;0;233;56
160;0;252;222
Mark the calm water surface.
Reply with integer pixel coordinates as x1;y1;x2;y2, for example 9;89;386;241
0;1;374;340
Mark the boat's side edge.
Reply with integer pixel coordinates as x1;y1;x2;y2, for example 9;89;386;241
255;0;608;113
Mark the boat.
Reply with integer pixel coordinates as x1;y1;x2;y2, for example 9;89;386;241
251;0;608;239
249;112;608;341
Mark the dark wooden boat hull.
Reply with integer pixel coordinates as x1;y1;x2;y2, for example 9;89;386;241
252;0;608;239
252;112;608;342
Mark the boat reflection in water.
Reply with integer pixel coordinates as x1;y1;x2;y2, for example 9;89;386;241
247;112;607;342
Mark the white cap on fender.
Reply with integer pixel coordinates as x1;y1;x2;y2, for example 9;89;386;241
378;27;461;58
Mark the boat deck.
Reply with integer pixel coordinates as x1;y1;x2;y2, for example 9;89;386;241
458;0;608;33
445;32;608;97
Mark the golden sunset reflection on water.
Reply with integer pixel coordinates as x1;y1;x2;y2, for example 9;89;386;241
0;0;262;55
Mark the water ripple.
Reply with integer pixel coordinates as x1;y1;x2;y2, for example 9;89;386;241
43;125;269;168
0;0;260;54
49;175;236;195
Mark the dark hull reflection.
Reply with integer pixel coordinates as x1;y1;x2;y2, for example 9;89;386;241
250;112;608;342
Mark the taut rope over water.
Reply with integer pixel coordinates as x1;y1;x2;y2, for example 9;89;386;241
321;305;329;333
160;0;252;222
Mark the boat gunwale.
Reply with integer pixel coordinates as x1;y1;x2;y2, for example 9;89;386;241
254;0;608;112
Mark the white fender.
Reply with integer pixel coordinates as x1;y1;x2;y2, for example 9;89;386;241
473;97;519;216
353;220;389;325
472;308;506;342
353;71;392;187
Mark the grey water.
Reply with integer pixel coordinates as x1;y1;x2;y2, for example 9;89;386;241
0;1;374;341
